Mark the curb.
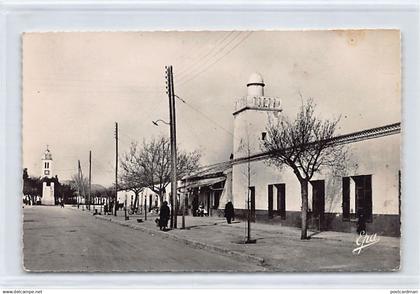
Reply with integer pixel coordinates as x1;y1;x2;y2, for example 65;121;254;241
69;206;392;247
95;214;265;267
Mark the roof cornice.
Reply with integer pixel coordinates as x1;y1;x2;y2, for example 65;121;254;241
185;122;401;179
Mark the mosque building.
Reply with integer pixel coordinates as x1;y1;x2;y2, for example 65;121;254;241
181;73;401;237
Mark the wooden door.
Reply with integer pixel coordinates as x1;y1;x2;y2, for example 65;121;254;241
276;184;286;220
268;185;274;219
311;180;325;230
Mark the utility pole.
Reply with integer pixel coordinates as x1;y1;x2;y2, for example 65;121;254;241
88;150;92;211
165;65;178;229
79;160;86;211
114;122;119;216
77;160;81;209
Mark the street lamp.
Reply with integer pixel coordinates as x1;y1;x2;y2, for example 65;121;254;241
152;116;179;229
151;64;179;230
152;119;170;126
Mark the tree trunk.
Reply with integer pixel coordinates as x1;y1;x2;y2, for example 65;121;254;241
133;191;139;210
158;191;164;208
300;179;309;240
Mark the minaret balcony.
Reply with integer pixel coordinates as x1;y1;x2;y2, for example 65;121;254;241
233;96;282;115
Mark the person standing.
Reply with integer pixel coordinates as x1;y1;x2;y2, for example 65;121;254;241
58;197;64;208
357;209;366;234
159;201;170;231
224;201;235;224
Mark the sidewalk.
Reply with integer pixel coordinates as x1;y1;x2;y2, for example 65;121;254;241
69;205;400;272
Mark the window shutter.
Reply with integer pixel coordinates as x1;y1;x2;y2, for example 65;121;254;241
342;177;350;221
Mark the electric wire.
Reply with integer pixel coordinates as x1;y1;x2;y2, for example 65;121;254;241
176;32;253;87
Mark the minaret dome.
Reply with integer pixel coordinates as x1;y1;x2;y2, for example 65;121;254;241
247;72;265;97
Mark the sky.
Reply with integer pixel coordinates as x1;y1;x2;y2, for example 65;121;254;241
22;30;401;186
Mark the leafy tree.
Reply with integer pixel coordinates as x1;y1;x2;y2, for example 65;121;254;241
22;168;42;201
261;99;346;239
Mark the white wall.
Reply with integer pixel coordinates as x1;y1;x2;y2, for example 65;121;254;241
233;109;275;159
42;182;55;205
232;133;400;215
117;187;171;208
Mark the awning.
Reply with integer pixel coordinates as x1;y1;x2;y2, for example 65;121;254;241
180;176;226;189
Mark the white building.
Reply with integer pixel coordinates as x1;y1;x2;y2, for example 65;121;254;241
117;186;171;211
182;73;401;237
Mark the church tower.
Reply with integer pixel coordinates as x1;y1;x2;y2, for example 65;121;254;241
41;147;55;205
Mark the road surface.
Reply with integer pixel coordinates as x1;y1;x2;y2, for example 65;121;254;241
23;206;264;272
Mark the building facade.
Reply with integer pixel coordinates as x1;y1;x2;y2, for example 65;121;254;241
183;73;401;237
117;187;172;212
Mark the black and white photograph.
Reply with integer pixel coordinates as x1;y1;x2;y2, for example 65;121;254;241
22;30;401;272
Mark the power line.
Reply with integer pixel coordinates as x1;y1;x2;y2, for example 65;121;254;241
176;32;253;87
175;95;242;143
175;32;243;83
173;32;234;76
174;31;238;79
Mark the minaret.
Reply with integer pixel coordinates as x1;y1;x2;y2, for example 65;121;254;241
41;146;55;205
232;73;282;159
230;73;282;211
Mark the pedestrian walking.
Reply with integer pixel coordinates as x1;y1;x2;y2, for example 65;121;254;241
224;201;235;224
159;201;170;231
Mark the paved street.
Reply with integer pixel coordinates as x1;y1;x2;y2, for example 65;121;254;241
23;206;265;272
23;205;400;272
98;209;401;272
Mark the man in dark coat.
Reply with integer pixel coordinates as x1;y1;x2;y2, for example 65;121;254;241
224;201;235;224
159;201;170;231
357;208;366;234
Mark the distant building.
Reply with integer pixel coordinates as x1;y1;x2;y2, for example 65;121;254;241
41;147;55;205
117;187;171;212
182;73;401;237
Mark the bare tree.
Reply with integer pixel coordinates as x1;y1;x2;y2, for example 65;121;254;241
70;173;89;203
261;99;346;239
120;136;201;205
120;142;146;209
